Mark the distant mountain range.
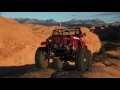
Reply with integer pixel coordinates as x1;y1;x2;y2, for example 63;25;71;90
13;18;120;27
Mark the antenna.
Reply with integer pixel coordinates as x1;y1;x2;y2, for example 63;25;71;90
59;22;61;26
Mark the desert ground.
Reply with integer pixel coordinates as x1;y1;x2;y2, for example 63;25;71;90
0;16;120;78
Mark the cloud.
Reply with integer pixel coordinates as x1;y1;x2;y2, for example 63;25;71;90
69;15;93;17
107;18;120;23
96;12;120;16
112;15;120;21
114;15;120;18
109;19;118;21
95;12;120;22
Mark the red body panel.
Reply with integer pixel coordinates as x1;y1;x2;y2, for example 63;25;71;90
79;37;85;48
71;36;85;49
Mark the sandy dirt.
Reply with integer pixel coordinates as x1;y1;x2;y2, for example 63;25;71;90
0;16;44;66
1;41;120;78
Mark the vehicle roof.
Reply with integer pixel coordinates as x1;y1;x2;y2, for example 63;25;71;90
53;28;81;32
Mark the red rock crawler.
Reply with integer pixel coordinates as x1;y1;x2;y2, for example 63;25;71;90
35;28;92;71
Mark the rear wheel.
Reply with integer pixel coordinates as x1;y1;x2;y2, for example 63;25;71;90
75;48;88;72
53;57;63;71
35;47;49;69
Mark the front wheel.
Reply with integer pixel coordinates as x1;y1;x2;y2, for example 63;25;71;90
35;47;49;69
75;48;88;72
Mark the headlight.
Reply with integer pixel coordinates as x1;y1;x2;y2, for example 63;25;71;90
47;38;52;42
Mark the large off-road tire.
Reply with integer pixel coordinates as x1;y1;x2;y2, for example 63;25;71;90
53;58;63;71
35;47;49;69
87;50;93;70
75;48;88;72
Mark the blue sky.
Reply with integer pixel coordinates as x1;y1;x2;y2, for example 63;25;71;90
1;12;120;23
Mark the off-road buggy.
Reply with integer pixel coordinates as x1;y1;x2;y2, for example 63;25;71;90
35;28;92;71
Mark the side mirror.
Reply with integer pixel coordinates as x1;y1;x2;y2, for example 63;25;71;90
84;33;87;36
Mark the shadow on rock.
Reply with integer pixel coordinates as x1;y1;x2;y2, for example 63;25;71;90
0;64;36;78
50;71;83;78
